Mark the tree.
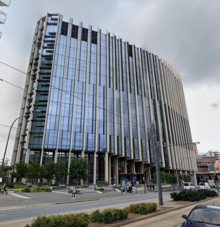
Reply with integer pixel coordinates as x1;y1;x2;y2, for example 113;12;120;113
168;174;177;186
179;174;190;182
39;166;46;186
26;162;41;185
13;161;28;184
69;158;89;185
44;162;55;186
54;162;68;186
0;158;10;183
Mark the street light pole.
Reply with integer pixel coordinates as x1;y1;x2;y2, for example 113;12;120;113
0;110;41;178
0;117;21;178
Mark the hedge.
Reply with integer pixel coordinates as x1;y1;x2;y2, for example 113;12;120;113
25;213;89;227
25;202;157;226
171;190;218;202
22;187;52;193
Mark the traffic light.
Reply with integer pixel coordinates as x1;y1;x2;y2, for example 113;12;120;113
201;175;204;181
160;161;163;166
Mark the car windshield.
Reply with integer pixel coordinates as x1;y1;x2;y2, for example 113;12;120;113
184;183;189;186
188;208;220;224
200;182;204;185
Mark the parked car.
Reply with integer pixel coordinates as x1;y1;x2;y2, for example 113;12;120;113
184;182;195;190
199;182;211;190
181;205;220;226
208;180;215;188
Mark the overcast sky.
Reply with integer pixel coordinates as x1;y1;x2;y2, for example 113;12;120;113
0;0;219;162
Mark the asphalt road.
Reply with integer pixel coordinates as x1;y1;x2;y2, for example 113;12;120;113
0;192;170;222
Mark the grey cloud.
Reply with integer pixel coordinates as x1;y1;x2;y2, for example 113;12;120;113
210;103;218;108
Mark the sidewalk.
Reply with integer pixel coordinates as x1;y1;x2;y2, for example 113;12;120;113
1;194;219;227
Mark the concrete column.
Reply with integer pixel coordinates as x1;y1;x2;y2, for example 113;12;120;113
80;151;85;185
25;149;30;164
124;159;127;173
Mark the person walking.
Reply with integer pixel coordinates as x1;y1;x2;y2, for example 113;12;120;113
150;182;152;190
147;184;149;190
121;185;124;194
71;186;76;199
152;184;155;191
126;185;129;193
1;183;8;195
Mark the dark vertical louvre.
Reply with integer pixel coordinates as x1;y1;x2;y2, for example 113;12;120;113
71;24;78;39
61;21;68;36
81;27;88;42
92;31;97;44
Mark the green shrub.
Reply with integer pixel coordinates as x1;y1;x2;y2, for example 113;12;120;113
129;203;157;214
37;187;52;192
102;209;113;224
170;190;218;202
90;210;102;222
7;183;14;188
121;208;129;219
96;181;109;187
22;187;31;192
25;213;89;227
138;203;149;215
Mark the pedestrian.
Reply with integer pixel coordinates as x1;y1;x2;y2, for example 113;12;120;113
152;184;155;191
130;185;133;193
1;183;7;195
121;185;123;194
150;182;152;190
127;185;129;193
147;184;149;190
71;186;76;199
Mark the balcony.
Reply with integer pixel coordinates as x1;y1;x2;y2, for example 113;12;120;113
0;10;7;24
0;0;11;7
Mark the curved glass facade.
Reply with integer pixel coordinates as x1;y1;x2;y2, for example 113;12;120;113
11;13;197;185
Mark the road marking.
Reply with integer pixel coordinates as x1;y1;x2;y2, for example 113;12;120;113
9;192;30;199
52;191;69;195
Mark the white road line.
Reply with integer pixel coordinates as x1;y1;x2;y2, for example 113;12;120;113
52;191;69;195
9;192;30;199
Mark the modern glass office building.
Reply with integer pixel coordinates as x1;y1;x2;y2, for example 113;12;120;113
11;13;197;185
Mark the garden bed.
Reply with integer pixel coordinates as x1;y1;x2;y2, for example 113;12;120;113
88;207;171;227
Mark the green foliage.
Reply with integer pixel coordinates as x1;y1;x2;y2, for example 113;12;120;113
90;208;129;224
129;203;157;214
26;162;41;185
54;162;68;185
13;161;28;182
69;158;89;185
90;210;102;222
7;183;14;188
37;187;52;192
102;210;113;224
22;187;52;193
0;158;10;183
179;174;190;182
44;162;55;185
97;181;109;187
39;166;46;185
25;213;90;227
22;187;31;192
153;172;177;185
170;190;218;202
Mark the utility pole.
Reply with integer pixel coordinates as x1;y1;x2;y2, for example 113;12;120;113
142;149;146;193
151;123;163;205
210;151;219;194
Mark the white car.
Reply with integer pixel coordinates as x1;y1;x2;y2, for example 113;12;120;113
184;182;195;190
199;182;211;190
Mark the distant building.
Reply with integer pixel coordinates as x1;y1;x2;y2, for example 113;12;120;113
193;143;198;155
0;0;11;39
196;154;219;182
206;150;220;161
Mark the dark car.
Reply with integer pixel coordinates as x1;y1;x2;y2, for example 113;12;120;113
181;205;220;226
